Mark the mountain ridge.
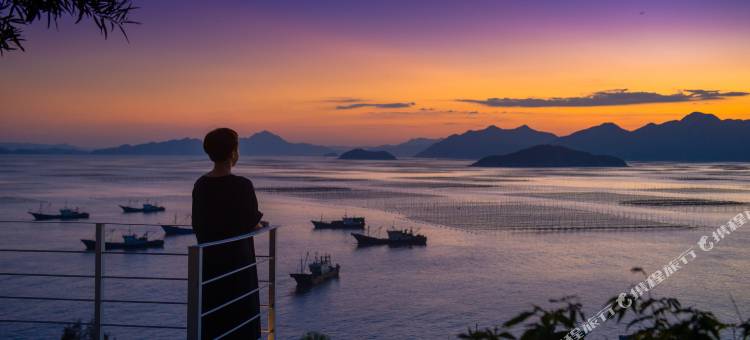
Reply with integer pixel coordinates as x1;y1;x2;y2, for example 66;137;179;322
415;125;558;159
367;137;442;157
556;112;750;161
92;131;335;156
5;112;750;161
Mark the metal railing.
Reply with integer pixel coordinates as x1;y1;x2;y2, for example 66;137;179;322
187;224;278;340
0;220;278;340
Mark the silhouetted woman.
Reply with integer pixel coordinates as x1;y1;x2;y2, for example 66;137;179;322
192;128;262;339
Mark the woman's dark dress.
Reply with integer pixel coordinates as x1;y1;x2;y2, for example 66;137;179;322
192;174;263;340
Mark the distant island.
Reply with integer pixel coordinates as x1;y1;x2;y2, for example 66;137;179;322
471;145;627;167
338;148;396;160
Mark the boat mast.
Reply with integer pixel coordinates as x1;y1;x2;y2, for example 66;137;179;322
304;252;310;272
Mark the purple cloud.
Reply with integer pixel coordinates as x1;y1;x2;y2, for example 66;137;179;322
458;89;748;107
336;102;415;110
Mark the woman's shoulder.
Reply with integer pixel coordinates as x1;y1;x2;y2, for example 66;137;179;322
193;174;254;188
231;175;255;188
193;175;210;186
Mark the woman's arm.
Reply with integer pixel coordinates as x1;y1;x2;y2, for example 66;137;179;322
240;179;264;232
191;183;206;243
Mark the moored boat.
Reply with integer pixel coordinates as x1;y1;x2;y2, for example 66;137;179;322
351;232;389;245
311;215;365;229
352;227;427;246
290;253;340;287
81;232;164;250
161;225;193;235
120;203;166;213
161;214;193;235
29;207;90;221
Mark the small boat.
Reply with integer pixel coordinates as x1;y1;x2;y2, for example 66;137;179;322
161;214;193;235
290;253;340;287
352;228;427;246
81;231;164;250
120;203;165;213
29;207;90;221
311;215;365;229
161;225;193;235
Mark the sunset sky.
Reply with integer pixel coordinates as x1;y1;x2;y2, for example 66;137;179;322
1;0;749;148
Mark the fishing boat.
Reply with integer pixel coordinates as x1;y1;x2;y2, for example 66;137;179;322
161;214;193;235
351;227;427;246
161;225;193;235
29;207;89;221
81;231;164;250
119;202;166;213
290;253;340;287
311;215;365;229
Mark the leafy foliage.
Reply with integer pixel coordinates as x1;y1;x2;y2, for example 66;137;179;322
300;331;331;340
740;319;750;339
604;295;731;340
60;319;112;340
0;0;138;54
459;296;585;340
461;269;750;340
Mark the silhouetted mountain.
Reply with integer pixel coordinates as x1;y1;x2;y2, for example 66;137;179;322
14;112;750;161
370;138;442;157
339;148;396;160
416;125;557;159
418;112;750;161
92;138;203;155
240;131;334;156
0;147;88;155
555;122;631;156
0;142;83;151
557;112;750;161
0;142;86;154
92;131;334;156
472;145;627;167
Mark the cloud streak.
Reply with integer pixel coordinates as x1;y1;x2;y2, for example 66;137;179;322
336;102;415;110
361;108;480;119
324;97;367;103
457;89;748;107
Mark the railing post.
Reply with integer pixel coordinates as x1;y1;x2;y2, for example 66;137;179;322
93;223;104;340
267;228;276;340
187;245;202;340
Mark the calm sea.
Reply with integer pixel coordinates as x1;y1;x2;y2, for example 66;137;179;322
0;155;748;339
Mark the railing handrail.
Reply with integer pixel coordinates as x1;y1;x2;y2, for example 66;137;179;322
192;224;279;248
0;220;192;227
187;224;278;340
0;220;279;339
